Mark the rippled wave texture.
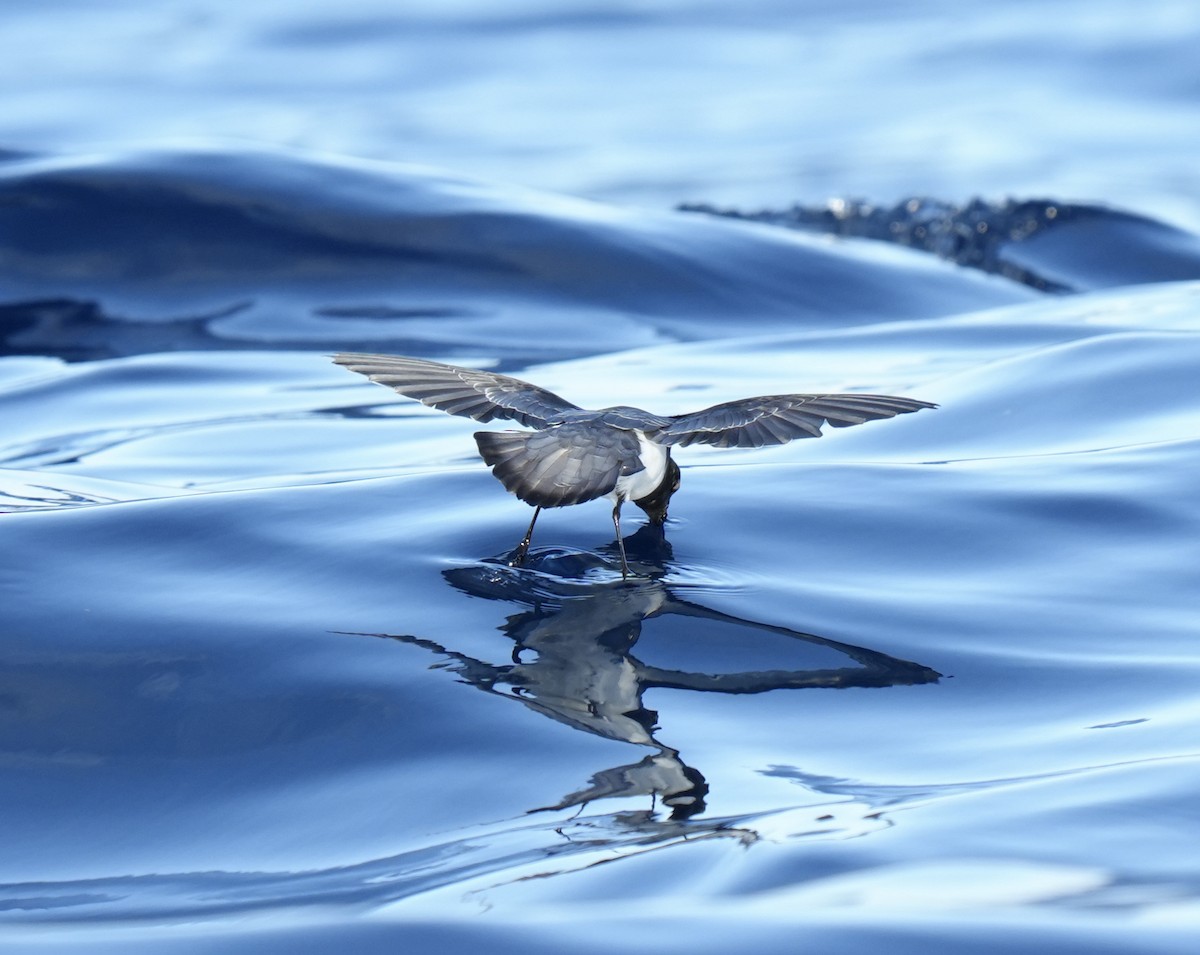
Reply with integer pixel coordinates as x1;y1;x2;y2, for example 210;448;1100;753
3;149;1200;954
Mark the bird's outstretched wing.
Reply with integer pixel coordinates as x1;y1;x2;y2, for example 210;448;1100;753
475;424;643;508
333;353;580;429
658;394;936;449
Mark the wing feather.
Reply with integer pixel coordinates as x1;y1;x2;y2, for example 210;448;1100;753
334;353;580;428
660;394;936;448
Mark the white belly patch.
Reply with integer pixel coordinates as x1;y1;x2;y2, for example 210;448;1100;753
610;432;668;504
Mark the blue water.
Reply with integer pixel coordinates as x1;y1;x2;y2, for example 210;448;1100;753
3;3;1200;953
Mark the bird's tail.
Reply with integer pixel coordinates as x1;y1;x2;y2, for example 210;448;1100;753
474;428;617;508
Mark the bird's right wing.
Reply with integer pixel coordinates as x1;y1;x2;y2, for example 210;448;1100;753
659;393;936;448
475;424;643;508
333;353;581;428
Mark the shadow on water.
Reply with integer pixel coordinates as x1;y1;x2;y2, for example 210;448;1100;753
347;525;941;821
0;528;941;926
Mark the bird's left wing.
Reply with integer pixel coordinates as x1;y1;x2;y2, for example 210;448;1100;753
658;394;936;449
333;353;581;428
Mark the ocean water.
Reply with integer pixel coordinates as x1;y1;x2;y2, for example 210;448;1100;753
3;3;1200;954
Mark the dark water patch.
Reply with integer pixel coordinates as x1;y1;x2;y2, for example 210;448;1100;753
680;197;1200;293
313;304;477;320
0;298;257;362
1;149;1031;362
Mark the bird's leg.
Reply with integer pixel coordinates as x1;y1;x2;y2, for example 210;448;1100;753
510;506;541;567
612;502;630;580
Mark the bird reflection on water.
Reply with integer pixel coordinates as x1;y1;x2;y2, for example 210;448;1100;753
349;526;940;821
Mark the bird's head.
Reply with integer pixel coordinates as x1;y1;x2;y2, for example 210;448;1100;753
634;456;680;527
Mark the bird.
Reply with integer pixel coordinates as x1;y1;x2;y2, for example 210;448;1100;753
334;353;936;578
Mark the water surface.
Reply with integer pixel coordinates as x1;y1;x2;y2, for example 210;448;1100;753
3;145;1200;952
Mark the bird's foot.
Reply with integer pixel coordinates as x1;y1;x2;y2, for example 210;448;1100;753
508;542;530;567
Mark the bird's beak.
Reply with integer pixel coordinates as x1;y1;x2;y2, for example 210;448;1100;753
644;503;669;527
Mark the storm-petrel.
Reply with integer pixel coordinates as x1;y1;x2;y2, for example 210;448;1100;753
334;353;935;577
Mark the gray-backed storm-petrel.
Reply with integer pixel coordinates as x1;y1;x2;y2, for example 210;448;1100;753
334;353;936;577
